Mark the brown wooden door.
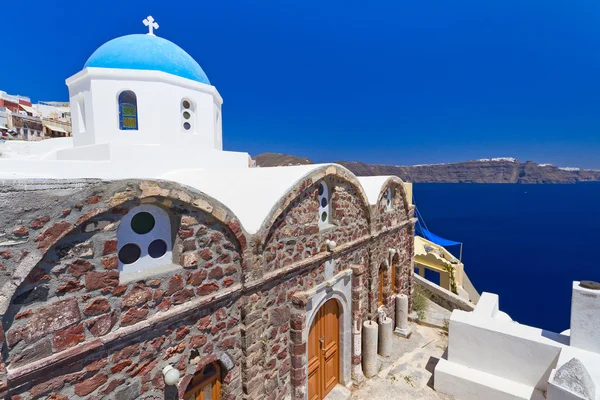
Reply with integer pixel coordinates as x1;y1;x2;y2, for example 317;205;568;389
307;299;340;400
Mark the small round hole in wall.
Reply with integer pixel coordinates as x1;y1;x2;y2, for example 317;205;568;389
318;183;324;196
321;197;328;207
183;111;191;119
183;122;191;130
148;239;167;258
183;100;191;109
131;212;155;234
321;212;328;222
119;243;141;264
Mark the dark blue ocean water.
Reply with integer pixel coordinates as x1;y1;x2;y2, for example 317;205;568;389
413;183;600;332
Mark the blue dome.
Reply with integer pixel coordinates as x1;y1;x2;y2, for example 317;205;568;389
84;34;210;84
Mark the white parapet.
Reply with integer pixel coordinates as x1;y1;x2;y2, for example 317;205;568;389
435;358;545;400
570;281;600;354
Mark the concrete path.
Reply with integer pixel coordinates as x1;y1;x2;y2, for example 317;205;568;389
410;298;452;330
351;321;454;400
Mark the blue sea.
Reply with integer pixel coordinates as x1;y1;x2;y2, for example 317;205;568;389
413;183;600;332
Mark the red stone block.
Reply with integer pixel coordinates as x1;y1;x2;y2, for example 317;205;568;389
166;275;185;295
175;326;190;340
30;216;51;229
83;298;110;316
190;334;207;348
100;255;118;270
215;307;227;321
86;311;117;337
121;306;149;326
111;360;132;374
122;284;152;308
157;297;171;312
199;248;213;261
85;271;119;291
147;279;161;287
197;282;219;296
76;209;103;225
7;298;81;346
74;373;108;396
85;195;102;205
0;250;11;260
68;259;94;277
34;221;73;251
102;240;117;255
12;226;29;236
188;269;207;286
197;315;212;330
208;266;224;279
111;343;140;363
56;280;85;294
112;285;127;296
172;288;195;305
178;228;194;239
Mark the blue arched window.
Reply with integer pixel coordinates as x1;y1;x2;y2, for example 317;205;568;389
118;90;138;130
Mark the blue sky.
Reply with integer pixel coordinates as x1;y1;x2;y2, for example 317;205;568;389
4;0;600;167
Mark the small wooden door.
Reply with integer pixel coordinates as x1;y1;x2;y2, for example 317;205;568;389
184;362;221;400
307;299;339;400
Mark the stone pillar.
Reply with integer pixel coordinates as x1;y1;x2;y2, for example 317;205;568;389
378;317;393;357
351;265;367;384
362;321;379;378
395;294;411;338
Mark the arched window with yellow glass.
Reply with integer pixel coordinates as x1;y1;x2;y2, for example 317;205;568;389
118;90;138;130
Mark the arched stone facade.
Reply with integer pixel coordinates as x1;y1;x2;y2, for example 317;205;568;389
0;173;415;400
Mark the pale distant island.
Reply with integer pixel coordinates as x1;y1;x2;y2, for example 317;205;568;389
254;152;600;184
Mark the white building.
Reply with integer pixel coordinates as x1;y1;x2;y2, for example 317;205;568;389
435;281;600;400
0;16;250;177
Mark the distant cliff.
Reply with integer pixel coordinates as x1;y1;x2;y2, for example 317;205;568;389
253;152;313;167
254;154;600;183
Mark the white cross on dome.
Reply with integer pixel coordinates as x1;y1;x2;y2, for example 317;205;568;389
143;15;159;36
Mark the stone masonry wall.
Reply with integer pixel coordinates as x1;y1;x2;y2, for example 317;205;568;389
0;180;247;399
241;248;368;400
0;172;415;400
371;182;410;233
262;178;370;274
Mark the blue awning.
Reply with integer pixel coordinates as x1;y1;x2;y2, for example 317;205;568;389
416;219;461;247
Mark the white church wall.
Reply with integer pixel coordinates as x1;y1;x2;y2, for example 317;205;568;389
67;72;94;147
66;68;223;150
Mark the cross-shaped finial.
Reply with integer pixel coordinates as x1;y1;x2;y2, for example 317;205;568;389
143;15;159;36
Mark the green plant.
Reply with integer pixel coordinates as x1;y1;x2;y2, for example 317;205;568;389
403;375;416;388
442;264;459;295
390;375;397;382
412;286;428;320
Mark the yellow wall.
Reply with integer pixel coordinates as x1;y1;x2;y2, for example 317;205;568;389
403;182;413;205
